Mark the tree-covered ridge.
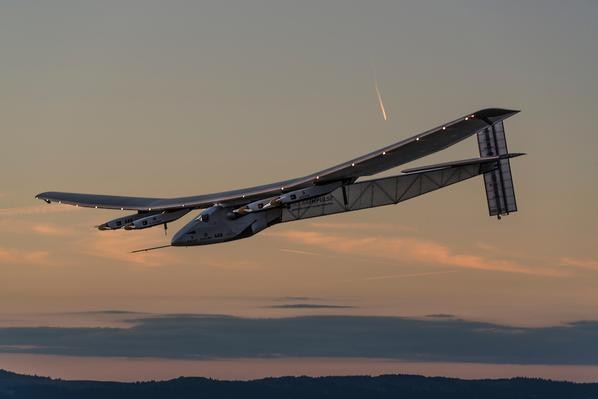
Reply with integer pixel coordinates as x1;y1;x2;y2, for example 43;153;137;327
1;370;597;399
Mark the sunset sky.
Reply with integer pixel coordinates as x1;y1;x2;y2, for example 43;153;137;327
1;0;597;381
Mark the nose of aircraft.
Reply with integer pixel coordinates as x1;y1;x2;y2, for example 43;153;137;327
171;224;193;246
170;231;184;246
171;214;202;246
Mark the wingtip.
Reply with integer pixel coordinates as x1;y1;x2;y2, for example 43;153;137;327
474;108;520;118
35;192;53;203
508;152;526;158
503;108;521;116
35;193;51;204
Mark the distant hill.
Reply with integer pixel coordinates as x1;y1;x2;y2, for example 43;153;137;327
1;369;597;399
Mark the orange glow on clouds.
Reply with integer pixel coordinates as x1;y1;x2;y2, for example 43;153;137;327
561;257;598;271
79;229;180;268
270;229;567;277
0;247;50;265
0;205;81;218
31;224;73;237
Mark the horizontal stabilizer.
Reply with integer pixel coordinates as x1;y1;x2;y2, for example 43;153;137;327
401;153;523;175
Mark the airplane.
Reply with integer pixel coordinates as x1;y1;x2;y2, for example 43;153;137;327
36;108;523;252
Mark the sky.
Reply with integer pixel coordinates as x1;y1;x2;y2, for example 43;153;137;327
0;0;597;381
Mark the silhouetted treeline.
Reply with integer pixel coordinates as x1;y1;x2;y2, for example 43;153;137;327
1;369;597;399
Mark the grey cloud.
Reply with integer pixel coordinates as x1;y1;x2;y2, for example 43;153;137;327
268;304;355;309
66;310;148;315
0;315;597;365
277;296;320;301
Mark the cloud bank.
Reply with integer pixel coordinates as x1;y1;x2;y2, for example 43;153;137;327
0;314;597;365
268;304;355;309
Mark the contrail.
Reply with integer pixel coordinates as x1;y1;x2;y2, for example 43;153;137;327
364;270;459;281
374;79;388;121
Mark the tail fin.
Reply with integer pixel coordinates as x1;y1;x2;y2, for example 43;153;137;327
477;120;521;219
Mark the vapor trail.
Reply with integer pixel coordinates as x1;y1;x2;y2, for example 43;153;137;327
364;270;459;281
374;80;388;121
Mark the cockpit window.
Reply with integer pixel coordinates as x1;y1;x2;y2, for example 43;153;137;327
202;214;209;222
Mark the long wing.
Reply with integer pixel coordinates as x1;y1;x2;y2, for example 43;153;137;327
36;108;519;211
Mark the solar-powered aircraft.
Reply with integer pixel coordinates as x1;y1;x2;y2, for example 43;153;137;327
36;108;523;251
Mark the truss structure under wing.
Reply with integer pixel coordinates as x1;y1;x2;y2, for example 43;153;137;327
280;160;500;223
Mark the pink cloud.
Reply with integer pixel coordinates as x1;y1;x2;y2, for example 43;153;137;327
364;270;460;281
308;221;416;233
31;224;73;237
279;248;320;256
271;230;566;277
0;220;75;237
201;258;262;271
78;230;180;268
560;257;598;271
0;247;51;265
0;205;81;218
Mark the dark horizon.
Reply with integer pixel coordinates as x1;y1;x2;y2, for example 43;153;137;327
2;369;598;399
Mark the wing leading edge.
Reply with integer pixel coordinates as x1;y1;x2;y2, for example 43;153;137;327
36;108;519;211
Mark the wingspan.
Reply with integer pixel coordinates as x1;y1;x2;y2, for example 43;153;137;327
36;108;519;211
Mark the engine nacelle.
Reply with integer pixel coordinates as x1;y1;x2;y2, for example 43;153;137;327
124;208;191;230
97;212;160;230
277;181;342;204
233;181;342;215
